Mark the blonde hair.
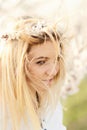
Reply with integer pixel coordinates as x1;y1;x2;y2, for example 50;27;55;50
0;16;68;130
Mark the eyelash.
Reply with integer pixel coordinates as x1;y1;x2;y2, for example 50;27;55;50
57;56;60;61
36;60;46;65
36;56;60;66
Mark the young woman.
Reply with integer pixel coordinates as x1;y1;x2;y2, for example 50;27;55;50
0;16;68;130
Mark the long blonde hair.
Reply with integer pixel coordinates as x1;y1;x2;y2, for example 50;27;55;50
0;16;68;130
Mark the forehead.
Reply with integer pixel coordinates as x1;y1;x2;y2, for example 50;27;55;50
29;41;58;59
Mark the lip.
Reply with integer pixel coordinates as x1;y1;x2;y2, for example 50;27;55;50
42;78;53;85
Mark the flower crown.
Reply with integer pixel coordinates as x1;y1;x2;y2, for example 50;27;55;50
0;21;47;41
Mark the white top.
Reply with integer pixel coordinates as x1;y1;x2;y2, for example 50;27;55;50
0;103;66;130
41;103;66;130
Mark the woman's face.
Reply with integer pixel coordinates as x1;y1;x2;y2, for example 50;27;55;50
28;41;60;86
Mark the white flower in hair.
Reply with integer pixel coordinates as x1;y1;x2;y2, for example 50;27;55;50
33;21;46;30
24;21;46;36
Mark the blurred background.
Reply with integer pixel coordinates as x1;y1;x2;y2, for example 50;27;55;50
0;0;87;130
63;76;87;130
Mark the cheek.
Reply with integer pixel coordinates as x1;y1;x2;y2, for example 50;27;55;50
29;65;45;77
57;64;60;73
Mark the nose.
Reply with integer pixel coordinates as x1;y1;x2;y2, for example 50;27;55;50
45;62;59;77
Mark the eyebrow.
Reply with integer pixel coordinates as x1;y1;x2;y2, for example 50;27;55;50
35;56;49;60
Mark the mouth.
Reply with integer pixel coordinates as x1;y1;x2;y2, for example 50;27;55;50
42;78;53;85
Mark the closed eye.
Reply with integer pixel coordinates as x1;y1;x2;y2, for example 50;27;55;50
57;56;60;61
36;60;46;65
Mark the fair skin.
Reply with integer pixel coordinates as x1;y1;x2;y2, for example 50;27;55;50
28;41;60;86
